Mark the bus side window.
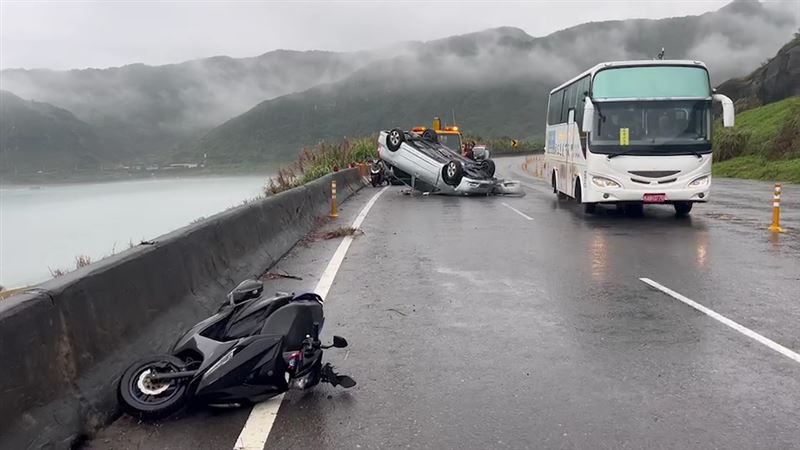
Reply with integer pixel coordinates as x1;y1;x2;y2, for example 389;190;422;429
548;90;564;125
562;84;577;123
574;76;590;127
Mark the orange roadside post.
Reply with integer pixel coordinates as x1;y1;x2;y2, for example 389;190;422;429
769;183;784;233
329;180;339;218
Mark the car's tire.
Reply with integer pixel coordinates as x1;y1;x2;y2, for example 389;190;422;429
422;129;439;143
118;355;190;421
441;160;463;186
674;202;693;216
480;159;496;177
386;129;405;152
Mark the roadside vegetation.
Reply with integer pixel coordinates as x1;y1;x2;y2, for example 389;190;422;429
264;137;377;195
713;96;800;183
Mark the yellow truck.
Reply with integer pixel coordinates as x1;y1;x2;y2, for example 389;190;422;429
411;117;463;153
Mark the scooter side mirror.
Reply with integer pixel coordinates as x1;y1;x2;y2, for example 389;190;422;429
332;335;348;348
229;279;264;304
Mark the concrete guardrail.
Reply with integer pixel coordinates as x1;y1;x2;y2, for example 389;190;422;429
0;169;365;449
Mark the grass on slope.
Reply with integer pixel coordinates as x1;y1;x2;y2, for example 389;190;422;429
264;137;377;195
713;155;800;183
713;96;800;182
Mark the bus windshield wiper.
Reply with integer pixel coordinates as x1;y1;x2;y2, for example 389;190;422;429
607;148;638;159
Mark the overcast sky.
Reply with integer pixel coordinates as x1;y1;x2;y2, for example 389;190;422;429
0;1;761;70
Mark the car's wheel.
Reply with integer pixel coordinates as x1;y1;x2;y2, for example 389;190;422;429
480;159;496;177
441;160;463;186
386;129;405;152
674;202;693;216
422;129;438;143
118;355;189;420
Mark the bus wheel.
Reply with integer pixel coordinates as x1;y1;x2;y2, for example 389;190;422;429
553;173;567;200
674;202;693;216
574;181;595;214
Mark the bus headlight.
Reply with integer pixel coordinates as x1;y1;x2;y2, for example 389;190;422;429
591;176;621;188
689;175;710;187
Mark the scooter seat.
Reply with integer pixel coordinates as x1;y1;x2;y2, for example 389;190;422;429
223;296;292;340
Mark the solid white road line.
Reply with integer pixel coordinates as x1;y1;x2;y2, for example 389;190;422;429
233;186;389;450
640;278;800;365
314;186;389;298
502;202;534;221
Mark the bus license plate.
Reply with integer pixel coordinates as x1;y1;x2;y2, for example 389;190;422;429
643;193;666;203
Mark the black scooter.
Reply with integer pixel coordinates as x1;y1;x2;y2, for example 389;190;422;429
118;279;355;420
370;158;388;187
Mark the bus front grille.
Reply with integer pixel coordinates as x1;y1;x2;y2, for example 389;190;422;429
628;170;680;178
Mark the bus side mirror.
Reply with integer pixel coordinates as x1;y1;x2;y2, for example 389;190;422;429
581;97;594;133
713;94;735;128
567;109;575;124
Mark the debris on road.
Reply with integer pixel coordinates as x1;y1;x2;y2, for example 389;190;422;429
320;227;363;240
262;270;303;281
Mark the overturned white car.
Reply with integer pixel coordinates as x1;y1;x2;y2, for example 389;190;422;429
378;128;502;195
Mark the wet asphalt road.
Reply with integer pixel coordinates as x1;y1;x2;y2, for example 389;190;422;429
86;156;800;450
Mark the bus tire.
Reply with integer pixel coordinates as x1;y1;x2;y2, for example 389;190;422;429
575;180;596;213
553;172;567;200
674;202;693;216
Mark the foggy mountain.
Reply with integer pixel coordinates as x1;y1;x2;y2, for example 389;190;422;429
717;33;800;110
0;46;417;163
189;0;798;163
1;0;796;170
0;90;104;173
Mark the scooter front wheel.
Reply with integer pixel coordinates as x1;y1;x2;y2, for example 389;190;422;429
118;355;189;420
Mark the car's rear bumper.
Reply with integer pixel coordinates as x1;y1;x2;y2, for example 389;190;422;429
455;177;495;194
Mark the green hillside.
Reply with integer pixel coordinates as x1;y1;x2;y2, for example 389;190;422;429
713;96;800;182
0;90;107;173
187;1;797;164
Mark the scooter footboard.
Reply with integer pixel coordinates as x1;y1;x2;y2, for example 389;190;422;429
194;334;288;403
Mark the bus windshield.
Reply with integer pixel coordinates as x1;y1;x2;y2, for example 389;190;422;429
590;100;711;155
593;66;710;99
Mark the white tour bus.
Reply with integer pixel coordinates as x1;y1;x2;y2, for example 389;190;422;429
544;60;735;215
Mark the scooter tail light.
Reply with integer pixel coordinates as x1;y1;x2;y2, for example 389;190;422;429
287;351;303;373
